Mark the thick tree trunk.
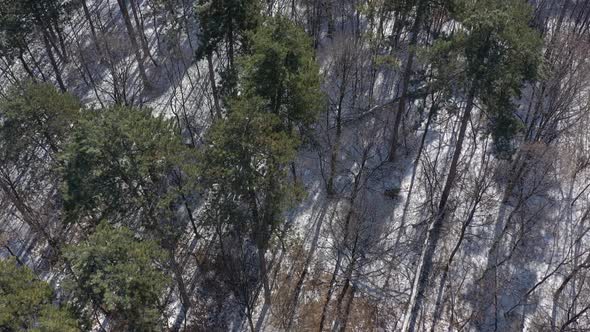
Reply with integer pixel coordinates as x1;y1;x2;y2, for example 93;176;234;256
401;86;476;332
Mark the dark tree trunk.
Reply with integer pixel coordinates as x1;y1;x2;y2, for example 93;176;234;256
389;0;427;162
81;0;101;54
207;52;222;119
401;86;476;332
17;50;36;80
116;0;150;88
25;44;48;82
41;32;67;92
129;0;158;67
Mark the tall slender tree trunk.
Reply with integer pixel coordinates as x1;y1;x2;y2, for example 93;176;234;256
52;22;69;63
430;190;483;330
250;170;275;332
81;0;101;54
326;0;335;39
286;201;331;330
255;248;272;332
207;52;222;119
332;237;358;332
0;177;55;249
337;284;356;332
473;155;526;329
25;44;48;82
319;150;367;331
227;21;236;70
318;250;342;332
116;0;150;88
399;97;436;240
383;97;436;290
401;86;476;332
169;251;191;331
73;36;105;108
327;70;347;196
389;0;427;162
45;25;65;62
17;51;36;80
129;0;157;66
430;140;490;330
41;32;67;92
550;253;590;331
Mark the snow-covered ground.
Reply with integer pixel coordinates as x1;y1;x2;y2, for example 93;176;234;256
1;0;590;331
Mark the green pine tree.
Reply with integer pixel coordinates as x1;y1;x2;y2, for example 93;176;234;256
431;0;541;157
59;106;191;229
0;82;80;160
63;221;170;331
239;16;323;134
199;17;322;329
402;1;542;330
202;16;322;252
0;0;34;68
195;0;259;66
0;82;80;248
0;259;79;332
